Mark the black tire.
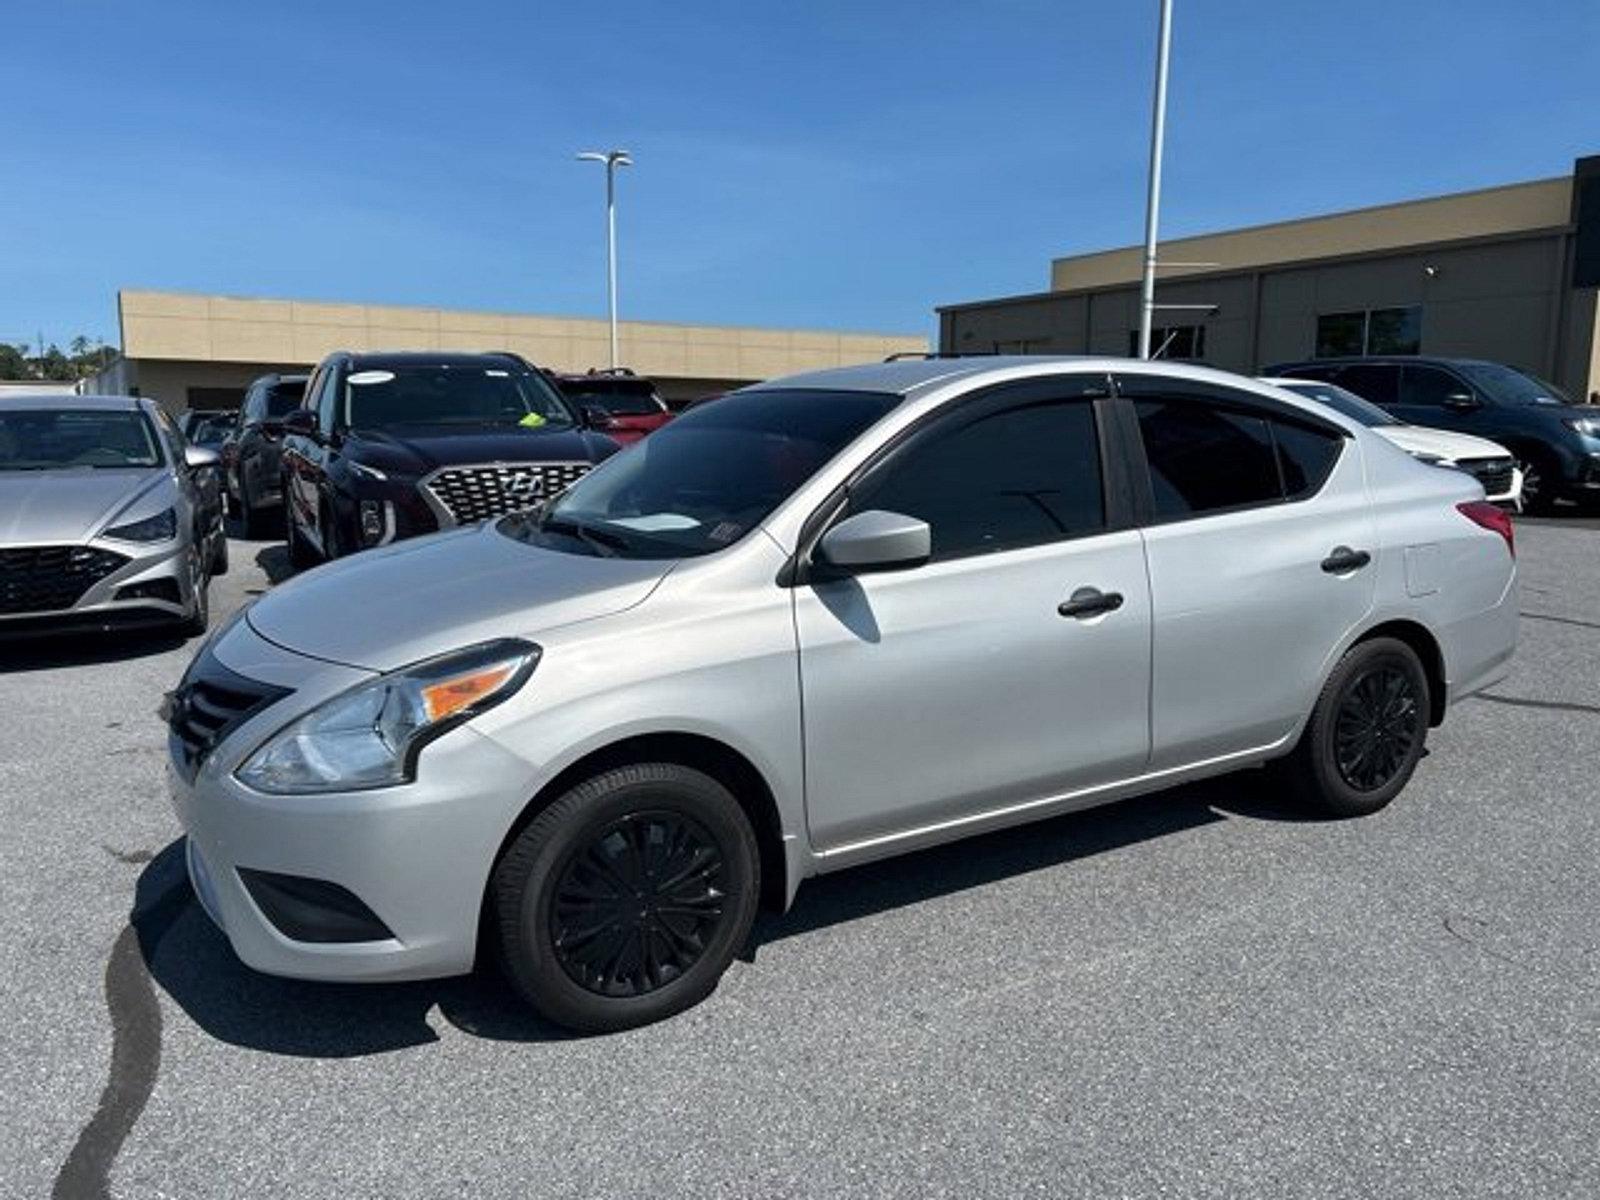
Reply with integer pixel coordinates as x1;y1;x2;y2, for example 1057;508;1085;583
1279;637;1430;818
209;526;229;576
180;555;210;637
238;476;268;540
285;490;320;571
492;763;761;1034
1515;449;1561;515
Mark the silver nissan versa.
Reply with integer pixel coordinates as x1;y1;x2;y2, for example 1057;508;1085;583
166;358;1518;1032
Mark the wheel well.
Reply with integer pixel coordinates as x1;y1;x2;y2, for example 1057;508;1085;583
1355;620;1448;726
480;733;790;945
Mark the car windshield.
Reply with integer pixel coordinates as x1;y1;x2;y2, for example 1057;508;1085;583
343;364;577;430
502;388;901;559
564;386;664;417
1276;380;1400;427
0;408;162;470
1457;362;1573;406
266;382;306;417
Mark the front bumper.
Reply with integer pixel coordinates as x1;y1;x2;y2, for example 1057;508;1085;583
167;617;540;982
0;537;196;632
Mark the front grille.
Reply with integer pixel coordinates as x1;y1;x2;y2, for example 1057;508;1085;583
164;648;289;782
0;545;128;615
422;462;593;525
1458;457;1515;497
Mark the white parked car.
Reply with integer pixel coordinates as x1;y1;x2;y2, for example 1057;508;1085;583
1261;377;1522;508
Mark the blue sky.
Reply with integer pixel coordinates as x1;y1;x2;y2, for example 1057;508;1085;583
2;0;1596;350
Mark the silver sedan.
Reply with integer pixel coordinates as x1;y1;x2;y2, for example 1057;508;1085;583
0;394;226;636
166;358;1518;1032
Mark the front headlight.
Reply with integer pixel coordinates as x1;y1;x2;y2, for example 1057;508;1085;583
236;639;540;794
104;507;177;542
1564;417;1600;438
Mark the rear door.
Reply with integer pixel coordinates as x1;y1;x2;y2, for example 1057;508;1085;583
795;375;1153;852
1117;374;1376;769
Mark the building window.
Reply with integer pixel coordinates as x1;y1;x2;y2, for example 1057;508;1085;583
1315;306;1421;357
992;337;1051;354
1127;325;1206;360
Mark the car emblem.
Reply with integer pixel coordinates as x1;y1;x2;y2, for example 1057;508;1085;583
503;473;544;502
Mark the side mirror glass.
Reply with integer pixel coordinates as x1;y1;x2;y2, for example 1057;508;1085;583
183;445;220;471
815;509;931;577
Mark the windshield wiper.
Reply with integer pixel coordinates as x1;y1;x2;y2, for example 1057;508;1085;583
537;515;631;558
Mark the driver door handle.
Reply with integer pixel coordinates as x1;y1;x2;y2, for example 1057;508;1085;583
1058;587;1124;619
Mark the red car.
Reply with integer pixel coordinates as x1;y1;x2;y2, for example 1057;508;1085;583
553;370;673;444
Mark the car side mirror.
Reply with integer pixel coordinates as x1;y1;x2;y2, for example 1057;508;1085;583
814;510;931;578
1443;392;1482;412
183;445;220;471
282;409;318;437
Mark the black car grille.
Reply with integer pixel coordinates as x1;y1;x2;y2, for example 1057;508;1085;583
1458;456;1515;497
0;545;129;615
164;647;289;783
423;462;593;525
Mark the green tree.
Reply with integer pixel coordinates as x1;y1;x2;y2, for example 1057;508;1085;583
39;344;75;381
0;343;32;380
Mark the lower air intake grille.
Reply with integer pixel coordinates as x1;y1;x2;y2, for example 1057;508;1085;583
423;462;593;525
164;648;289;782
1460;457;1515;497
0;545;128;614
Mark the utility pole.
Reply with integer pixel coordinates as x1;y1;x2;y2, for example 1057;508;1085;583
576;150;634;369
1137;0;1174;360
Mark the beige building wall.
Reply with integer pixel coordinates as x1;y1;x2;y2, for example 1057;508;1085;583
112;290;925;410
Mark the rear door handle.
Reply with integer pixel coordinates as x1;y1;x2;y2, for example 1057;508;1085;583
1058;587;1124;619
1321;546;1371;574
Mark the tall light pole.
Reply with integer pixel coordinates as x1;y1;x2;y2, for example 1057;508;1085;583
576;149;633;368
1136;0;1174;360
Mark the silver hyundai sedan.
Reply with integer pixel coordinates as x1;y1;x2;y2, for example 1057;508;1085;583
166;358;1518;1032
1;395;226;636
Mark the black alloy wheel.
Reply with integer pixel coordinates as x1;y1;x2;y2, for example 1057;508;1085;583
1332;665;1421;791
1276;636;1430;818
550;810;729;998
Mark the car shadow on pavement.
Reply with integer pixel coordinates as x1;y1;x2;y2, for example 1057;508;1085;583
0;627;188;674
253;543;297;586
137;769;1315;1056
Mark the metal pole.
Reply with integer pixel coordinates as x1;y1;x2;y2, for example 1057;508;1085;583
1137;0;1173;360
605;159;619;369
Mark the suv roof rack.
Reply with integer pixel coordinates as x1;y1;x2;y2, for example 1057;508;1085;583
882;351;1000;362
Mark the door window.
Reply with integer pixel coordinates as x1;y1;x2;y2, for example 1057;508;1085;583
1329;363;1400;406
1134;401;1280;518
849;397;1104;561
1272;422;1343;498
1400;364;1471;407
315;366;341;433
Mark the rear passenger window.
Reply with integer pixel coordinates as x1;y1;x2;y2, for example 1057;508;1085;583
852;399;1104;560
1273;422;1342;497
1135;401;1280;518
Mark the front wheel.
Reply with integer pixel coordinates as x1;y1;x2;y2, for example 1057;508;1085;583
492;763;761;1033
1279;637;1430;818
1515;451;1560;515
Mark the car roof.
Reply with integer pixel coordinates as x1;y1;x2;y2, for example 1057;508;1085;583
0;393;144;411
340;351;528;370
749;355;1308;399
1272;355;1506;369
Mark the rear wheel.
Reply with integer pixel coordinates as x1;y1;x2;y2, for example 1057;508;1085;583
492;763;760;1033
238;476;269;540
1279;637;1429;818
208;526;229;576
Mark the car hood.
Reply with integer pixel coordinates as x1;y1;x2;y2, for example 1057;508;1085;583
347;424;616;473
246;522;675;671
0;469;167;545
1375;425;1512;461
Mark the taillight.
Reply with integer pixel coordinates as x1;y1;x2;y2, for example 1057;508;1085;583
1457;500;1514;558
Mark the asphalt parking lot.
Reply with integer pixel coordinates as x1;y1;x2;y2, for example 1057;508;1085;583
3;517;1598;1199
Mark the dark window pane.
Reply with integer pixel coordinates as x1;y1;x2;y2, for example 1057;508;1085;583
1330;364;1400;405
266;382;306;417
1400;365;1469;407
855;400;1103;559
1272;422;1343;497
1315;312;1365;357
1135;400;1281;518
1367;306;1421;355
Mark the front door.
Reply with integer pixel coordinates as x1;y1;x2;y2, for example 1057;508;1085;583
795;379;1152;853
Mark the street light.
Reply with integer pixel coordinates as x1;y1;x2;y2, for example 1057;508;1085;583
576;149;633;369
